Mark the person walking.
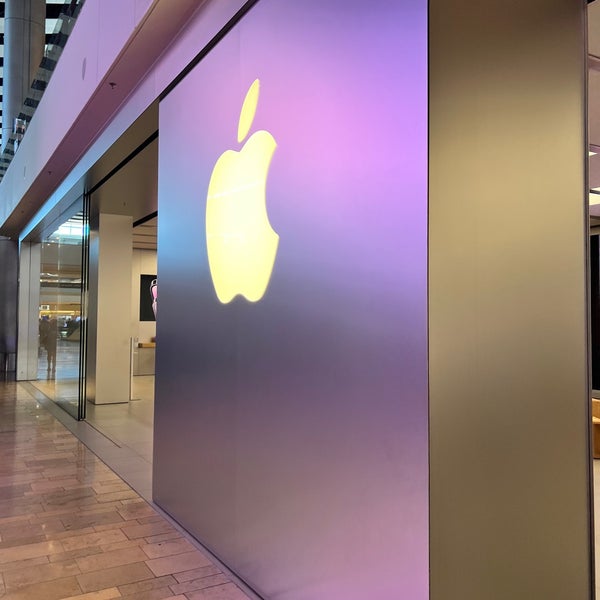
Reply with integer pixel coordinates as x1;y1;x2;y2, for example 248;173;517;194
39;316;58;375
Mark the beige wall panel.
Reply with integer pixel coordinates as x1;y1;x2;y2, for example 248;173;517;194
16;242;40;380
87;213;133;404
429;1;592;598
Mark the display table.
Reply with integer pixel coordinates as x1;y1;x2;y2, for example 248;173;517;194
133;342;155;375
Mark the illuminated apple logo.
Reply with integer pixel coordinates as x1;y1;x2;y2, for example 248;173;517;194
206;79;278;303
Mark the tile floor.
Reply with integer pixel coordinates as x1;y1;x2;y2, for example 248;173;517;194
0;380;252;600
86;376;155;465
30;346;155;502
21;364;600;598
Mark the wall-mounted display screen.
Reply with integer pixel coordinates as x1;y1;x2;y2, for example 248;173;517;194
155;0;428;598
139;274;157;321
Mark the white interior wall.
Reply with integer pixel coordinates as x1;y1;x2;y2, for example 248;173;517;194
87;213;133;404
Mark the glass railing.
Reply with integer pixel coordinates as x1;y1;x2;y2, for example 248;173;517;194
0;0;86;180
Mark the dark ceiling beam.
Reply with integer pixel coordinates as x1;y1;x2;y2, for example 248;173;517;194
0;33;66;45
0;3;67;19
0;1;81;134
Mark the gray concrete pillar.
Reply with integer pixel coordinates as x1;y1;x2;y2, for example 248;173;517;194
0;237;18;372
2;0;45;150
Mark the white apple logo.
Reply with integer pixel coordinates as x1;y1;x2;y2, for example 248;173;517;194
206;79;279;303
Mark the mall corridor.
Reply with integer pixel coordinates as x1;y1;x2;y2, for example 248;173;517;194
0;380;250;600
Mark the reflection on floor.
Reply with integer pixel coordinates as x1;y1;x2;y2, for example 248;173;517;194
83;377;154;499
86;376;154;465
30;341;155;499
30;339;600;595
0;379;251;600
32;340;81;417
36;339;81;380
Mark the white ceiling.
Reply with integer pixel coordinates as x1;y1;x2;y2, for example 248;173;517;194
133;217;157;251
91;135;158;250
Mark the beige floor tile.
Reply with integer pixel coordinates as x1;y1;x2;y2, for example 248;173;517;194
0;534;47;549
32;506;87;519
0;483;33;500
0;575;82;600
119;587;174;600
0;523;45;541
59;588;122;600
76;546;149;573
48;527;96;541
144;532;182;544
43;497;100;511
3;558;81;591
0;383;250;600
0;515;29;527
186;583;249;600
49;546;104;563
92;482;131;495
61;529;129;552
145;551;214;577
76;504;125;517
0;474;43;486
0;539;64;564
93;521;137;534
120;498;150;506
141;538;195;559
34;517;68;535
117;503;156;521
77;562;155;593
169;573;230;595
0;555;49;573
96;491;140;504
61;511;125;531
173;565;221;584
137;515;163;525
122;521;175;540
0;503;44;518
99;539;145;553
117;574;175;596
43;467;88;478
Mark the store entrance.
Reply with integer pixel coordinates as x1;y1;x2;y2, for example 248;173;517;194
84;212;157;471
76;120;158;496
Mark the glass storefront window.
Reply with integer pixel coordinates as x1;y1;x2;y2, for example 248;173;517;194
33;200;88;419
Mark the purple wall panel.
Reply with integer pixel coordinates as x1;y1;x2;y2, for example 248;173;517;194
154;1;428;597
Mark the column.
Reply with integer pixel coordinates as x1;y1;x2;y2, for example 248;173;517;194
87;213;132;404
2;0;45;150
16;241;41;380
0;237;18;372
429;0;591;598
